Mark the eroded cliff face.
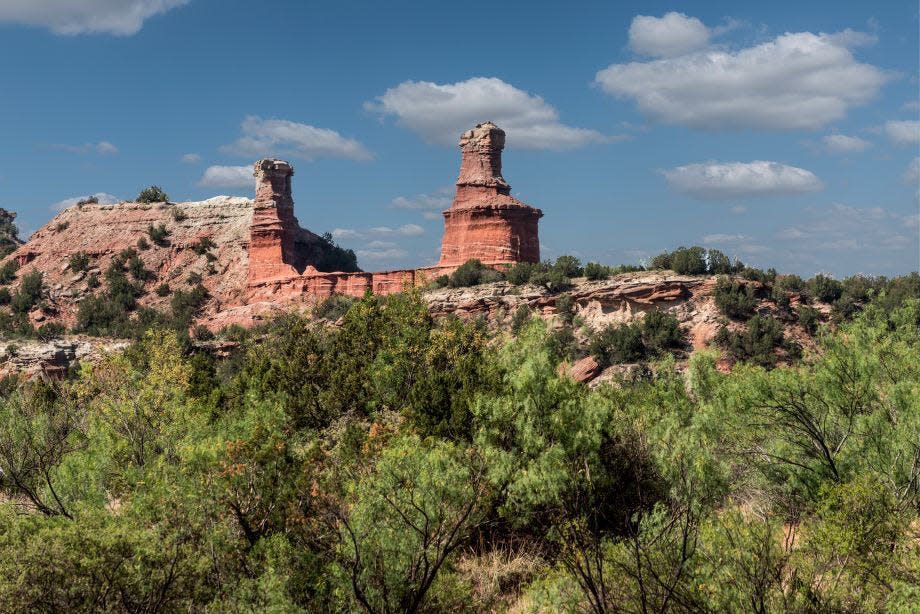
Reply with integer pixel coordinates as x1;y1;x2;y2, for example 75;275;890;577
6;196;254;328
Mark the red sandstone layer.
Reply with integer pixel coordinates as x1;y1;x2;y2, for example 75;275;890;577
438;122;542;267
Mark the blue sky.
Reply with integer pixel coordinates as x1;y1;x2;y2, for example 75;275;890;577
0;0;917;277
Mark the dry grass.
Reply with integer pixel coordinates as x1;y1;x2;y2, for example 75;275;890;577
454;542;546;612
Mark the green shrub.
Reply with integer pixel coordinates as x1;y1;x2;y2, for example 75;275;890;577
532;267;572;293
651;246;707;274
76;195;99;206
147;223;169;246
714;276;757;319
187;271;203;285
155;283;171;297
10;271;43;314
510;304;532;335
315;232;360;273
807;274;843;303
0;288;10;305
137;186;169;203
54;222;70;232
642;310;685;354
505;262;537;285
36;322;66;341
171;284;209;325
707;249;735;275
584;262;610;281
548;326;579;362
555;294;575;325
136;237;150;250
428;275;449;290
0;259;19;285
715;314;785;367
171;207;188;222
588;322;645;367
192;236;216;256
448;259;503;288
651;246;745;275
68;252;90;273
86;272;100;289
552;255;583;278
313;295;355;321
193;325;214;341
796;305;821;335
741;267;775;283
127;255;151;282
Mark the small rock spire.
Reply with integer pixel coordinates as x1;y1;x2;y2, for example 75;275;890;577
455;121;510;197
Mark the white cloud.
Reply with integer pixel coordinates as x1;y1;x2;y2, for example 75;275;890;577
777;204;915;252
730;205;748;214
367;77;619;149
883;120;920;145
902;100;920;112
331;228;362;240
356;247;409;261
181;153;201;164
663;161;823;200
0;0;189;36
221;116;372;161
702;233;749;244
629;12;710;58
391;188;452;212
52;192;120;212
903;157;920;185
52;140;118;155
333;224;426;241
198;165;252;189
596;29;888;130
822;134;871;153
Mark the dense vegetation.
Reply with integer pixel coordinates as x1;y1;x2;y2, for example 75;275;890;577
0;284;917;611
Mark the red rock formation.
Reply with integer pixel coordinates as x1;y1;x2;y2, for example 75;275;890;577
248;159;301;285
438;122;543;267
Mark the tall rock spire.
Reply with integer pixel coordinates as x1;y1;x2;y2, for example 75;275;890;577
248;159;300;284
438;122;542;267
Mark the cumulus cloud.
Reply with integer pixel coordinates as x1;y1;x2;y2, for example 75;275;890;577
181;153;201;164
0;0;189;36
333;224;425;240
629;12;710;58
391;189;452;211
662;161;823;200
702;233;749;244
198;165;253;189
596;28;888;130
883;120;920;145
822;134;871;153
52;141;118;155
366;77;619;149
356;245;409;261
221;116;372;161
52;192;120;212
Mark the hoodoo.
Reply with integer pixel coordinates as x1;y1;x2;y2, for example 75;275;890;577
248;159;302;284
438;122;543;267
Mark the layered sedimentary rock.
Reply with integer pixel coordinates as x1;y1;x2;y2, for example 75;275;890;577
248;159;301;283
3;196;255;328
438;122;543;267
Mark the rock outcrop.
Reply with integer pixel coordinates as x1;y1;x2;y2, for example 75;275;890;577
0;121;547;330
438;122;543;267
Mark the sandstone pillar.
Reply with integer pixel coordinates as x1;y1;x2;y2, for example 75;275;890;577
248;159;300;284
437;122;542;267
